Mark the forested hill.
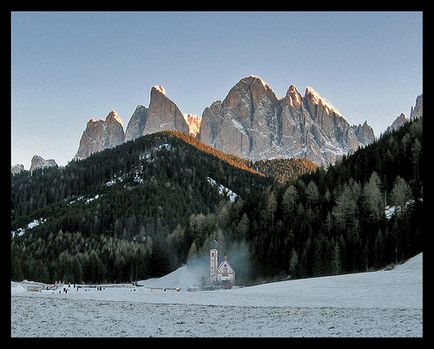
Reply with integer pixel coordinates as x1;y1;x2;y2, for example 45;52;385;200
11;131;270;283
241;117;423;279
11;118;423;285
253;158;318;184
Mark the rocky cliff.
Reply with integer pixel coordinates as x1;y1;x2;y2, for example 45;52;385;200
183;114;201;137
11;164;25;175
142;86;189;136
386;113;408;134
410;94;423;120
123;86;190;143
200;76;375;166
124;105;148;142
74;111;125;160
30;155;58;172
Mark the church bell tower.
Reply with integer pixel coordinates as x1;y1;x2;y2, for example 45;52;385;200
209;239;218;285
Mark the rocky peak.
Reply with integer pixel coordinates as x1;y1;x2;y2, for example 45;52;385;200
124;105;148;142
143;85;189;136
11;164;25;175
152;85;166;96
352;121;376;146
386;113;408;134
304;87;342;116
199;100;223;142
74;111;125;160
30;155;58;173
224;76;278;110
106;110;123;126
200;76;375;166
410;94;423;120
285;85;303;108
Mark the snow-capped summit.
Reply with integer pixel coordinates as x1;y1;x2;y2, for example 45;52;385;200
304;86;342;116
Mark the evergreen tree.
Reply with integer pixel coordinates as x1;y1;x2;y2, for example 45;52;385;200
362;171;384;222
331;242;341;275
390;176;413;208
289;248;299;278
237;213;250;238
282;185;298;217
305;181;319;207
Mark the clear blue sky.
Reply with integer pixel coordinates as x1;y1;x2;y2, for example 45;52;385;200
11;11;422;167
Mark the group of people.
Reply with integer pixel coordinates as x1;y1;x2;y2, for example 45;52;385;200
51;283;107;294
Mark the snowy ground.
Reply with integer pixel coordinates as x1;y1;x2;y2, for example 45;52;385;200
11;253;423;337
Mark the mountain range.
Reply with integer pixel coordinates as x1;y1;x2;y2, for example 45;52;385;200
73;76;379;167
11;77;422;173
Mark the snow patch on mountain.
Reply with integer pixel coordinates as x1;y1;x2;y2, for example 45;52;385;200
85;194;100;204
207;177;239;202
12;218;46;238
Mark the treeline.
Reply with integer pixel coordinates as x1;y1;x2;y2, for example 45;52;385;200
253;158;318;184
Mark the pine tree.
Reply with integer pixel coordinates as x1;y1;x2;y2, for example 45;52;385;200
331;242;341;275
390;176;413;209
289;248;299;278
305;181;319;207
237;213;250;238
362;171;384;222
282;185;298;218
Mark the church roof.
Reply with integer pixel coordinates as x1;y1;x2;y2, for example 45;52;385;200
217;256;235;273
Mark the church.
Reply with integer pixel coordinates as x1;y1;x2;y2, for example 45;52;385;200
209;239;235;288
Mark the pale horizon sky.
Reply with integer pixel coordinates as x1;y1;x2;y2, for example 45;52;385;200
12;11;423;168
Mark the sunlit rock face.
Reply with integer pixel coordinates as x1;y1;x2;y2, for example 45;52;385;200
183;114;201;137
200;76;375;166
142;86;189;136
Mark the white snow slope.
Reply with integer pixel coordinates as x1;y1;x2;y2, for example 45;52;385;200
11;253;423;337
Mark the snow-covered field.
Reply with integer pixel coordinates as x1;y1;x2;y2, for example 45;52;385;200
11;253;423;337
